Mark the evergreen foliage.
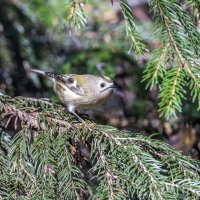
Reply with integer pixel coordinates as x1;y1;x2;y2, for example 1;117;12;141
20;0;87;29
66;0;87;29
1;0;200;199
0;95;200;199
143;0;200;119
185;0;200;23
118;0;146;54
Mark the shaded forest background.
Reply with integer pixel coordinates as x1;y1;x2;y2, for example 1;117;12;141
0;0;199;159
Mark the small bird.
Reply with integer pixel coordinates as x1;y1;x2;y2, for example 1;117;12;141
31;69;116;122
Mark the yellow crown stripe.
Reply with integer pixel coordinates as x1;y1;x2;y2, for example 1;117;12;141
101;76;112;82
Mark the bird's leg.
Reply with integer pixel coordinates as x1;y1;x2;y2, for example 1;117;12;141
67;105;96;125
78;111;90;119
68;105;84;122
71;110;85;122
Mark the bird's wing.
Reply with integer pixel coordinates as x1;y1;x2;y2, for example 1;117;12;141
55;74;85;96
31;69;85;96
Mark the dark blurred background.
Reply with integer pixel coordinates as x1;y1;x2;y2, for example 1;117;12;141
0;0;199;159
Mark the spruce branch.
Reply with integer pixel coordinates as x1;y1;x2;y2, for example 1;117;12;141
158;65;186;119
99;149;115;200
144;0;200;118
37;0;88;29
55;134;86;199
174;3;200;55
142;41;170;89
185;0;200;24
67;0;87;29
118;0;146;54
0;96;73;133
156;0;200;113
0;95;200;199
129;150;164;199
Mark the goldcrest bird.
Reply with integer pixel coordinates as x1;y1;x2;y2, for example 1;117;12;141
31;69;116;121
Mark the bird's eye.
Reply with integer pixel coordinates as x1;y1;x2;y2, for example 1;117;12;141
100;83;105;88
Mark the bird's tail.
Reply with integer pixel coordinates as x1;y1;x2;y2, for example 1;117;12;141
30;69;57;79
30;69;46;76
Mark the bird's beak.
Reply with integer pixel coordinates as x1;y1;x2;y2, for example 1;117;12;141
101;84;117;92
108;84;117;89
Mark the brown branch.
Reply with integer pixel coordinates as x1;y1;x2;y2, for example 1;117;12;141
2;103;39;129
0;99;73;133
70;0;78;19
